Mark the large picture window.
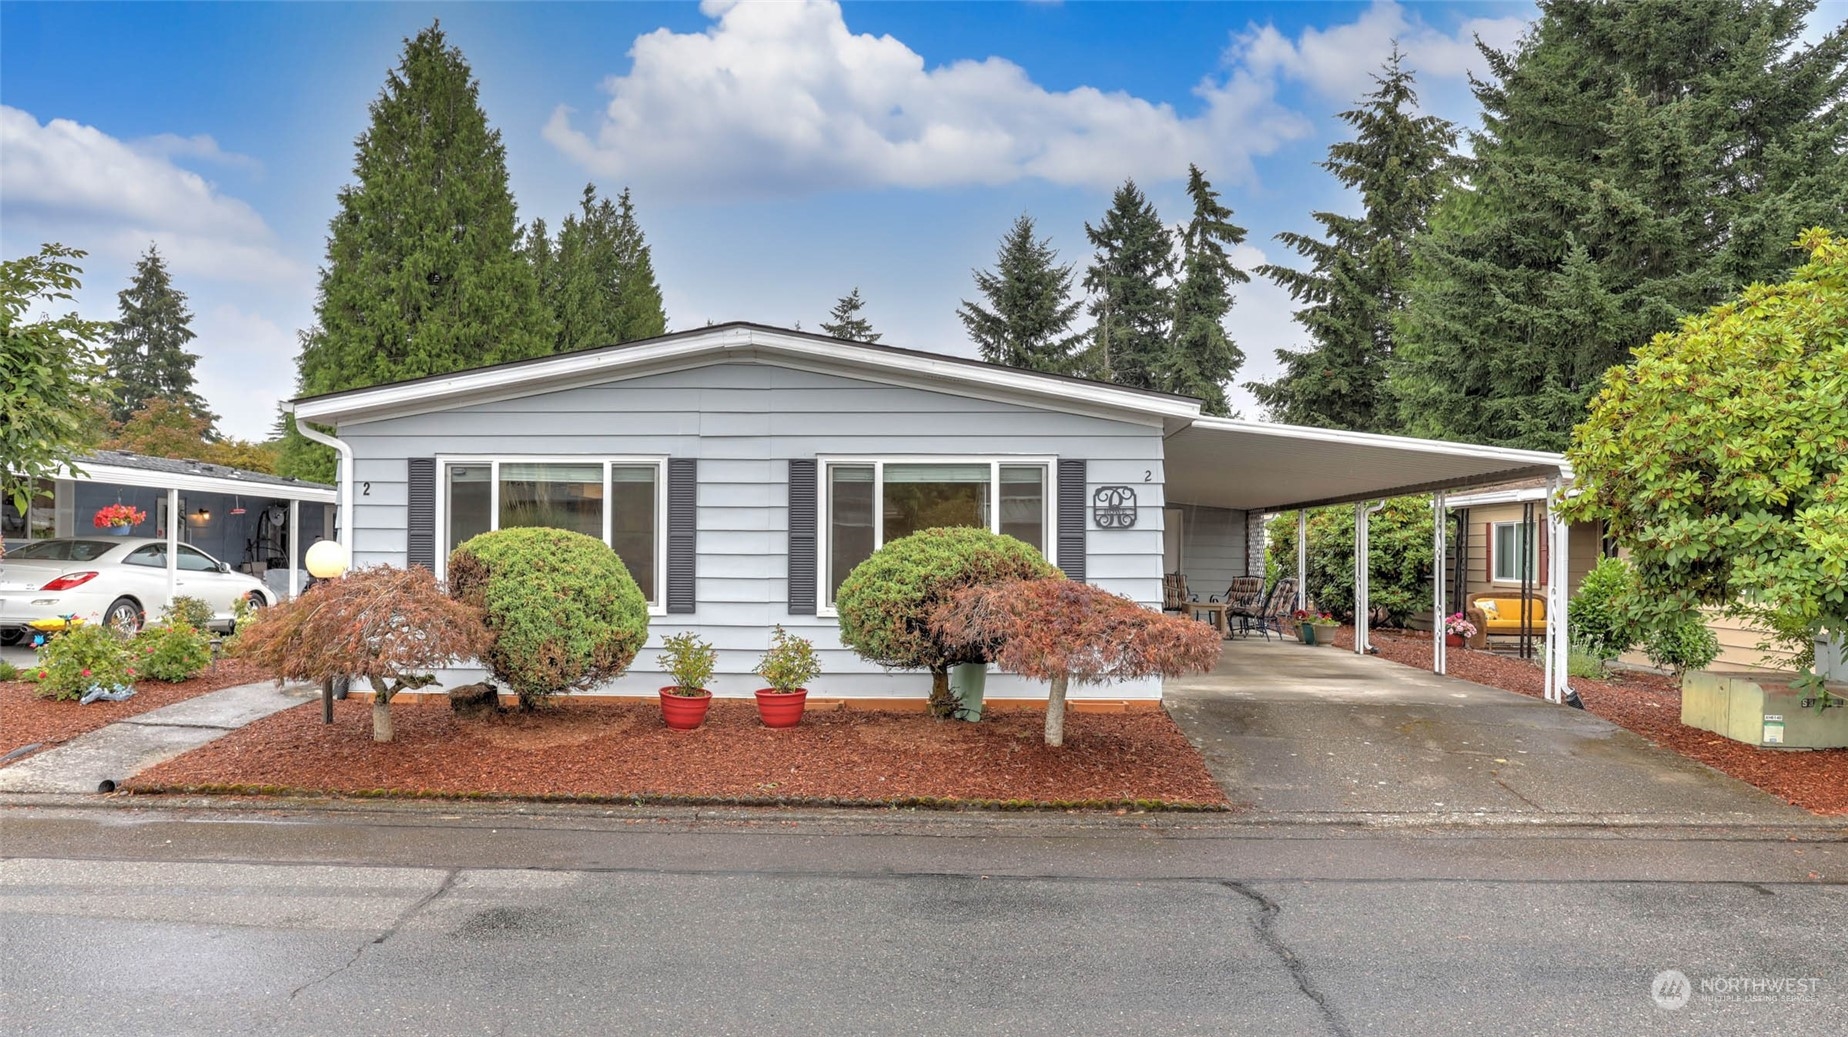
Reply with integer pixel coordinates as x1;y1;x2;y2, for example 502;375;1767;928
1491;520;1538;584
440;458;664;607
822;458;1052;606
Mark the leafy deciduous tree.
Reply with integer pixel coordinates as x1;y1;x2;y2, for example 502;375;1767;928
1266;496;1434;625
1;244;112;515
101;399;281;473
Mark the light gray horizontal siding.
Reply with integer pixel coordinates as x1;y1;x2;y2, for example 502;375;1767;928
1173;504;1247;596
340;360;1166;699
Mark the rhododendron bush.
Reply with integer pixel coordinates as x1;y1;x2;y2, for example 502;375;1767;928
934;578;1222;746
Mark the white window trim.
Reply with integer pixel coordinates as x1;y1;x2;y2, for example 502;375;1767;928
433;455;669;615
1490;519;1539;585
815;455;1058;617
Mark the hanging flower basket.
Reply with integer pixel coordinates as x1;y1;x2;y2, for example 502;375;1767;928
92;504;146;535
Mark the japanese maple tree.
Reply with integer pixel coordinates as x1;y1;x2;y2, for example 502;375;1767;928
934;578;1222;746
234;565;489;742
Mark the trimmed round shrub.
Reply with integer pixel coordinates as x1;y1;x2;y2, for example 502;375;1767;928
835;527;1059;712
34;623;133;701
134;621;213;682
1568;556;1637;662
1642;616;1720;676
447;527;650;709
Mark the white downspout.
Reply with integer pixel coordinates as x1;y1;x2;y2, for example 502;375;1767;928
1433;491;1447;676
290;407;353;556
1356;500;1385;655
1296;510;1308;610
288;498;301;600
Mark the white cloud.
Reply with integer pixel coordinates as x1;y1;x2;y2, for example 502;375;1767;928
544;0;1312;198
190;304;301;441
1236;0;1532;105
132;132;265;175
0;105;298;283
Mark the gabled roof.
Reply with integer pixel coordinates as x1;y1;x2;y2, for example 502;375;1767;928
289;322;1204;430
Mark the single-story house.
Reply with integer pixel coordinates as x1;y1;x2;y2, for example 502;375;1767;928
285;322;1578;704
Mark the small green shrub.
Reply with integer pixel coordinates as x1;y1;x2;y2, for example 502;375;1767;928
448;527;650;709
755;625;821;693
34;624;133;701
0;660;20;682
835;527;1059;714
134;621;213;682
160;595;215;631
1566;641;1607;680
1568;557;1636;661
1642;617;1720;676
658;632;717;694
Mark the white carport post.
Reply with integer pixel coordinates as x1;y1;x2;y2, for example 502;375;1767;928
164;487;180;605
1433;490;1447;675
1355;501;1381;655
1295;510;1308;609
288;498;301;600
1544;476;1569;703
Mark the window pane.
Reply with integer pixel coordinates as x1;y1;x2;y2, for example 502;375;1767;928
498;463;602;539
1494;523;1535;582
829;465;875;596
447;465;491;555
176;545;217;572
610;465;657;603
883;463;989;542
998;465;1045;550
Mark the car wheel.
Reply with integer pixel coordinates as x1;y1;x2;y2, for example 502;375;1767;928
104;597;144;636
0;628;22;647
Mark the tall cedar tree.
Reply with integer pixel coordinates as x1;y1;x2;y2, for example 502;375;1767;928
1169;165;1250;414
550;184;667;352
1252;51;1455;432
820;288;880;342
958;214;1085;373
285;22;553;480
1081;180;1174;389
1392;0;1848;449
105;245;215;431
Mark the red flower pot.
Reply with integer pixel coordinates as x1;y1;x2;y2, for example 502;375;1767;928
754;688;808;728
659;687;713;730
1445;633;1465;648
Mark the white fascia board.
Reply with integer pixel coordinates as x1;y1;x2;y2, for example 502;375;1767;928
290;327;1201;428
53;462;338;503
1445;486;1583;508
1185;415;1573;478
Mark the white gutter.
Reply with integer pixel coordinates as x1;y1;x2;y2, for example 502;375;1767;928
287;406;353;555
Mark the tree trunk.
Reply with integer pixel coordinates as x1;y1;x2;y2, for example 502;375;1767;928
370;678;395;743
1044;673;1069;747
928;666;954;718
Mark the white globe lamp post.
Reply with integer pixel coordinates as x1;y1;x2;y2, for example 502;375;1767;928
304;540;351;722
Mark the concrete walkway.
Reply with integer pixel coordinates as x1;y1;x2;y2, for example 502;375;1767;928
0;681;316;794
1166;637;1814;825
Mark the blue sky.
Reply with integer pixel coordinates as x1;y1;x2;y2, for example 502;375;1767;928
11;0;1798;440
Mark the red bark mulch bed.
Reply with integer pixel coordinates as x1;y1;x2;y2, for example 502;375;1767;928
1331;626;1848;816
1;659;267;764
124;697;1230;810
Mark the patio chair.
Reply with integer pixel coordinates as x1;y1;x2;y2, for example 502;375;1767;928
1237;577;1298;641
1162;573;1190;615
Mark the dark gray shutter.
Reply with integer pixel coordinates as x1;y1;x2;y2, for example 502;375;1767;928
666;458;697;614
788;459;818;614
407;458;436;570
1057;459;1086;581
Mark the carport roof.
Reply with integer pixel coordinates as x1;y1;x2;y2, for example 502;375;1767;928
1164;417;1569;512
54;451;337;503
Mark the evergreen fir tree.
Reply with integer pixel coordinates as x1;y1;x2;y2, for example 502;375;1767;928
105;245;215;431
1392;0;1848;449
285;21;554;480
1080;179;1173;389
1169;165;1250;414
1250;50;1455;433
520;217;556;311
820;288;879;342
550;185;667;353
957;214;1085;373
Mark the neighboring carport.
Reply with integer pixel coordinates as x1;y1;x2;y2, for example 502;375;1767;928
1163;416;1577;703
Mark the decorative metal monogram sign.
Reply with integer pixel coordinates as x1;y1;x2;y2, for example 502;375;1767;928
1092;486;1138;529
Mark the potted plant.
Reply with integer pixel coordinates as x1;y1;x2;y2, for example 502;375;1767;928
1291;608;1339;646
752;625;821;728
658;631;717;730
1444;612;1477;648
92;503;147;536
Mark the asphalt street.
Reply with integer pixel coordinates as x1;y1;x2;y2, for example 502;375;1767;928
2;803;1844;1037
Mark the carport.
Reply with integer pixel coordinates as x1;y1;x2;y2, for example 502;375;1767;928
9;451;338;606
1163;417;1577;703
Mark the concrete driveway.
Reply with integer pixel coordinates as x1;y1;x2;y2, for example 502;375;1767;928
1165;637;1812;824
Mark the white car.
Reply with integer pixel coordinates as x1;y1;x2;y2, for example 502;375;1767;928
0;537;274;643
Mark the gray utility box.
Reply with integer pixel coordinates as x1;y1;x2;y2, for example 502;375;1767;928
1682;670;1848;749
